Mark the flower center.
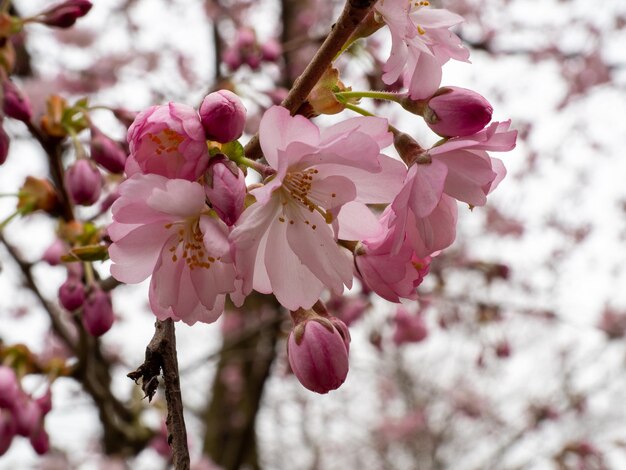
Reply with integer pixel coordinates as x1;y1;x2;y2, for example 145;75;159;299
280;168;336;228
147;129;185;156
164;219;217;270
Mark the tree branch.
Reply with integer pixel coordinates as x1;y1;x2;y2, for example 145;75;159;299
244;0;378;159
129;319;190;470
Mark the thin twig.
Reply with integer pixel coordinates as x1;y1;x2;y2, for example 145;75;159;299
129;319;190;470
244;0;378;160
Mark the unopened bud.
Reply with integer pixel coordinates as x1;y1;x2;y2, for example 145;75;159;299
29;425;50;455
65;159;102;206
222;48;242;71
411;87;493;138
0;412;16;456
39;0;93;28
392;307;428;346
82;287;114;337
111;108;138;128
260;39;282;62
204;156;246;226
235;28;256;49
42;239;67;265
58;277;86;311
199;90;247;143
90;126;126;173
287;309;350;394
14;398;42;437
3;80;32;122
0;366;19;408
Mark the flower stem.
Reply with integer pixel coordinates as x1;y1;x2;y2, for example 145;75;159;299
343;102;375;117
335;90;403;103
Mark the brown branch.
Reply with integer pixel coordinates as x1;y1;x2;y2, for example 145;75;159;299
244;0;378;159
129;319;190;470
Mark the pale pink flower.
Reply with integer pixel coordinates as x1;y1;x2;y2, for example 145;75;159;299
389;121;517;256
126;103;209;181
230;106;405;310
356;213;431;302
376;0;470;99
108;174;237;324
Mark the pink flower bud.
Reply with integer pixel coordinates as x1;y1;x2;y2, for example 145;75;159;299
90;126;127;173
0;366;19;408
65;159;102;205
422;87;493;137
0;412;16;456
199;90;247;143
82;288;114;337
42;239;67;265
3;80;32;122
245;54;262;71
29;425;50;455
35;389;53;416
204;156;246;225
0;123;9;165
287;311;350;394
40;0;93;28
112;108;138;128
126;103;209;181
260;39;282;62
235;28;256;49
392;307;428;346
14;398;42;437
222;48;242;71
58;277;86;311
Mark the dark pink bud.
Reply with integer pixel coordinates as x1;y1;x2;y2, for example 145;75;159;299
245;54;262;70
14;398;42;437
112;108;138;128
392;307;428;346
99;187;120;212
287;311;350;394
199;90;247;143
423;87;493;137
58;277;85;311
36;389;53;416
82;288;114;337
260;39;282;62
495;340;511;358
65;159;102;205
90;126;126;173
0;124;9;165
40;0;93;28
204;156;246;225
3;80;32;122
0;412;16;456
29;425;50;455
0;366;19;408
235;28;256;49
42;239;67;265
222;48;242;71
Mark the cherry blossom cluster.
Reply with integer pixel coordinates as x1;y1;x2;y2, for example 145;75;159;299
104;0;517;394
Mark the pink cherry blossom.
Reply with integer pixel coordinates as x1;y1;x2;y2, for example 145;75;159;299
230;106;405;310
356;212;431;302
376;0;470;99
108;174;238;324
389;121;516;256
126;103;209;181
